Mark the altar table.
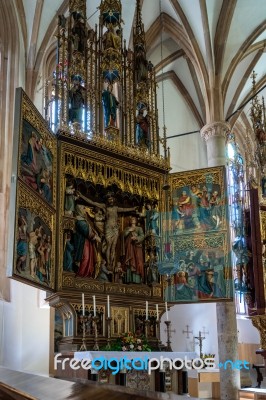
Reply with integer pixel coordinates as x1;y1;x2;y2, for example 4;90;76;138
55;351;198;395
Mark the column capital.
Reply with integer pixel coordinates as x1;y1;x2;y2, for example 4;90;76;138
200;121;231;142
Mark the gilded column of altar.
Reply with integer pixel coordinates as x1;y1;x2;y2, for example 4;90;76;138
201;121;240;400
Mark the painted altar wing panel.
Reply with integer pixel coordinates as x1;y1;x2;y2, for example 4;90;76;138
7;88;57;291
162;166;233;303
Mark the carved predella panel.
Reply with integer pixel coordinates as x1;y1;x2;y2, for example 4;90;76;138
111;307;129;337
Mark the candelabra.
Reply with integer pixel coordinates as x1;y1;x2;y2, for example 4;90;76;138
92;316;99;351
164;320;173;351
79;315;88;351
105;317;112;350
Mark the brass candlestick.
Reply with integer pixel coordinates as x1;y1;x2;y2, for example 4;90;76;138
92;316;99;351
106;317;112;350
79;315;87;351
156;320;162;350
165;320;172;351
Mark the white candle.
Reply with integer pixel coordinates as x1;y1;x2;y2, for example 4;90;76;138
93;295;96;317
146;301;149;320
82;293;85;316
156;304;159;321
165;302;169;321
107;295;110;318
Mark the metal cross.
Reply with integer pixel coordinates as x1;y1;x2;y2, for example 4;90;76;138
182;325;193;338
164;327;176;338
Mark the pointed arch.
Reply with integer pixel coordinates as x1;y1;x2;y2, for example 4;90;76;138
222;20;266;101
146;12;209;118
214;0;237;78
156;70;204;127
226;49;264;119
168;1;209;98
31;0;69;100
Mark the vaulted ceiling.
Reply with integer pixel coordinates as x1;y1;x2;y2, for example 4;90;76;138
14;0;266;146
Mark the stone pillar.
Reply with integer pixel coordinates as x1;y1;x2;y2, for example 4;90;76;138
200;121;230;167
201;121;241;400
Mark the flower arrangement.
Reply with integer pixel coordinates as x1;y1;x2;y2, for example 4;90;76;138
120;332;151;352
102;332;151;352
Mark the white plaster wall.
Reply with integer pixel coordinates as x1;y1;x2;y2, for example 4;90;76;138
237;317;260;344
160;303;218;360
0;280;50;376
157;80;207;172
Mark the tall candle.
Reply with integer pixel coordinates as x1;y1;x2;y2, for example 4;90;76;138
82;293;85;316
93;295;96;317
107;295;110;318
156;304;159;321
146;301;149;320
165;302;169;321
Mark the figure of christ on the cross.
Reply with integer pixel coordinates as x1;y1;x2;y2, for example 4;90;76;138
77;191;138;271
194;331;206;358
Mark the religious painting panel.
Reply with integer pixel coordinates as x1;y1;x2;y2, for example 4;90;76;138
17;89;57;208
159;166;232;303
164;232;232;302
13;182;56;290
170;166;227;235
8;89;57;290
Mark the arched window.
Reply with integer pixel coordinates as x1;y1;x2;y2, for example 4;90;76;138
226;134;248;314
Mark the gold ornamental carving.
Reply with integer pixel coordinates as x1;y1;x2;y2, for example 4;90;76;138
251;315;266;348
18;182;54;228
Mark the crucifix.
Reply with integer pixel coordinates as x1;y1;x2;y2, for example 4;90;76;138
194;331;206;358
182;325;193;338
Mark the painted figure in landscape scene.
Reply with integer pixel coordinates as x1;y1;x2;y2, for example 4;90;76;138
166;249;227;301
15;209;52;287
20;120;53;204
171;182;223;233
